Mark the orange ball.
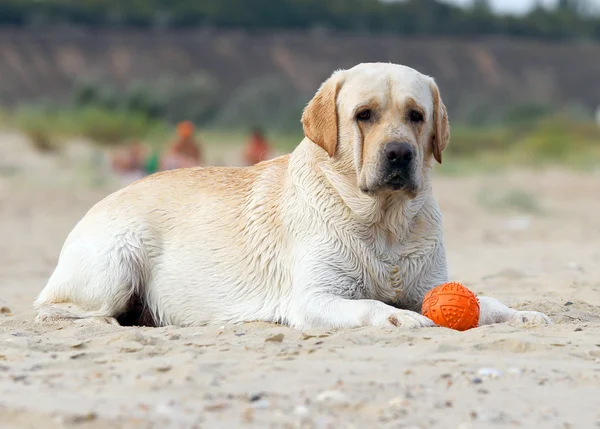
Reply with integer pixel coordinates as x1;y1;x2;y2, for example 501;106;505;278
421;282;480;331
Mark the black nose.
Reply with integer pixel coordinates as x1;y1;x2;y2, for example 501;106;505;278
384;142;414;163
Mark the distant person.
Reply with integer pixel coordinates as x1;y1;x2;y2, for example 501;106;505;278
110;140;154;180
160;121;204;170
244;128;272;166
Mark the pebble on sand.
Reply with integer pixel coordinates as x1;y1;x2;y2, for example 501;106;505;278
265;333;285;342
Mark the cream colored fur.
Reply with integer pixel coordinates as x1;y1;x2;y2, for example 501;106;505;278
34;63;550;329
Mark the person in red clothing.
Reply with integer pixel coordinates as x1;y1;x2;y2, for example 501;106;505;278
243;127;272;166
160;121;204;170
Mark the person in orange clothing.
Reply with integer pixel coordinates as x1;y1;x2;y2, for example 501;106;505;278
244;127;272;166
160;121;204;171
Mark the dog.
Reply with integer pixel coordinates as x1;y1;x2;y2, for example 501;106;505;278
35;63;551;329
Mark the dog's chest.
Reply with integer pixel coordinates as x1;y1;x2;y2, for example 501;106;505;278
374;249;414;293
317;190;444;304
358;225;438;303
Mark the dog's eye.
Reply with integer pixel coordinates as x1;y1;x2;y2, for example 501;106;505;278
409;110;424;123
356;110;371;121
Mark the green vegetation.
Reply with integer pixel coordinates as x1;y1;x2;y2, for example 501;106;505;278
11;105;170;150
0;0;599;41
441;115;600;172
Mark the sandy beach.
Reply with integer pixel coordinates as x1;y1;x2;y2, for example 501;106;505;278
1;133;599;428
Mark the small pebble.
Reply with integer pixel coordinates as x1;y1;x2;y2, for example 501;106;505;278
250;399;270;409
204;402;229;412
206;375;223;386
478;368;502;379
434;400;453;408
265;333;285;343
154;365;172;372
589;350;600;358
249;392;264;402
0;306;11;314
507;367;523;376
574;327;583;332
564;302;573;306
471;377;483;384
315;389;349;404
62;412;97;424
294;405;310;417
388;396;408;407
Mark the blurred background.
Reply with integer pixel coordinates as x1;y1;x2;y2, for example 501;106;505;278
0;0;599;184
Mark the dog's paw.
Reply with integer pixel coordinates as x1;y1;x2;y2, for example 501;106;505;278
75;316;121;326
373;309;435;329
508;310;552;326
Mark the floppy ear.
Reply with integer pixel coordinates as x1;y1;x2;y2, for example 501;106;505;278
301;72;344;157
430;81;450;164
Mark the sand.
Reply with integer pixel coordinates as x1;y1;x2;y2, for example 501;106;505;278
1;133;599;428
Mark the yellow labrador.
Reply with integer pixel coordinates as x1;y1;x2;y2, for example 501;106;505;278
35;63;550;329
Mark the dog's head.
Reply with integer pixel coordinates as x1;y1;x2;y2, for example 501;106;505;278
302;63;449;198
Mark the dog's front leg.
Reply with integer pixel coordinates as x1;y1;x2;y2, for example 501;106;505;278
477;296;551;326
288;293;435;330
